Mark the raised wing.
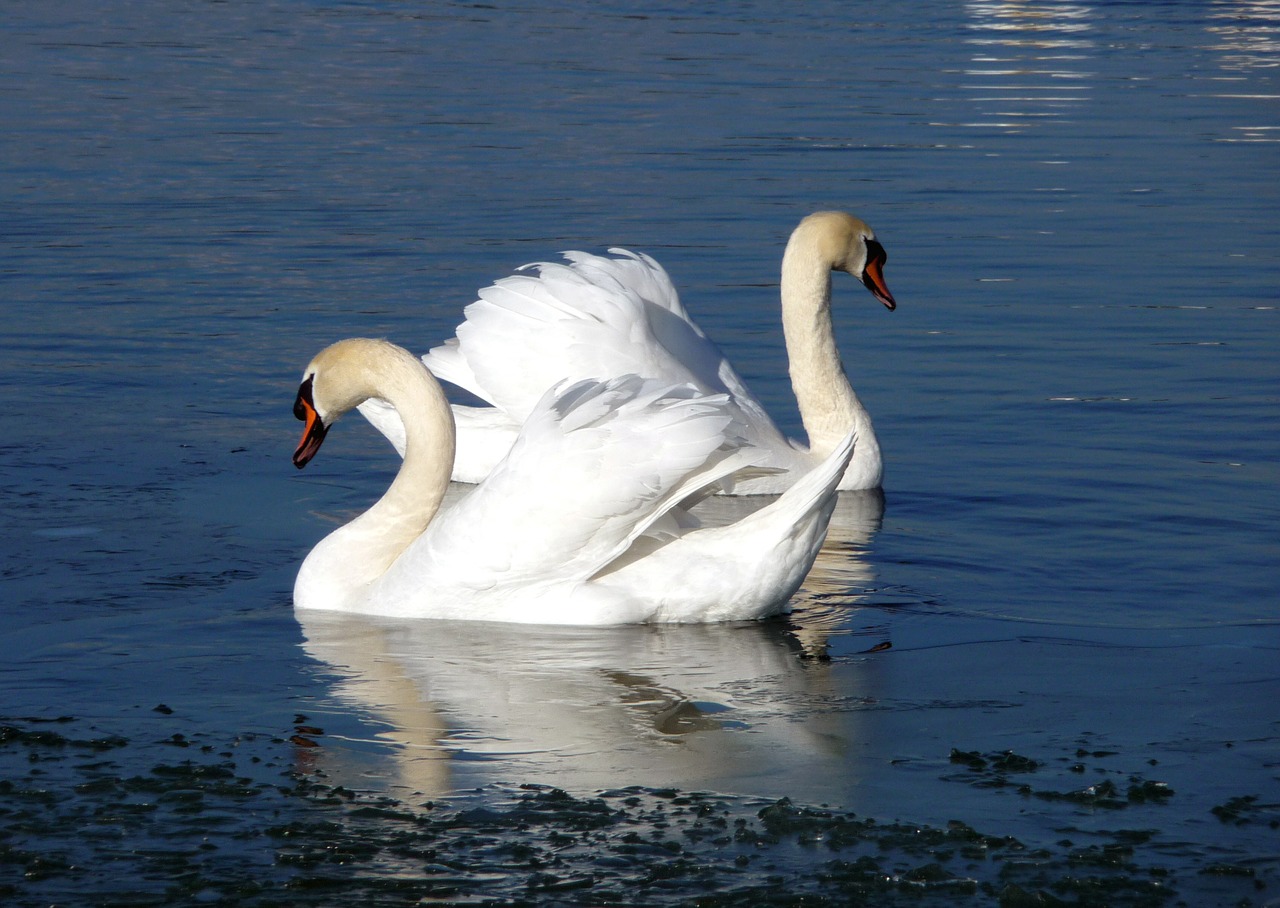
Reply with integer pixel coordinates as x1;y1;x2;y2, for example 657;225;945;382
422;250;780;440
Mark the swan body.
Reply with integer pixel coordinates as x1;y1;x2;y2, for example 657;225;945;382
292;338;855;625
359;211;895;494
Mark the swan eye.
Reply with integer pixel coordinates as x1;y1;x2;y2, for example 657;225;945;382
295;376;317;421
859;239;896;310
292;375;330;469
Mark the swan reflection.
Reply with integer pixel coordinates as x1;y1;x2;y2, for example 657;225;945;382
295;490;885;800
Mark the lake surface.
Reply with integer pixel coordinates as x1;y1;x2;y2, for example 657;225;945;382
2;1;1277;904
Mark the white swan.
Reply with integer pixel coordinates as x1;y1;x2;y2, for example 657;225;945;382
291;338;855;624
359;211;895;495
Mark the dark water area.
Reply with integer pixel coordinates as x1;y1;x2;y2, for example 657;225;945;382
2;1;1278;905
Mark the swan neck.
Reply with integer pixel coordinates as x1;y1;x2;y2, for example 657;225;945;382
372;355;455;547
780;236;866;458
297;344;455;609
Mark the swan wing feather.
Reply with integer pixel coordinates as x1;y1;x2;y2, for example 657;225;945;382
356;399;519;479
422;251;778;434
595;429;856;622
382;376;754;600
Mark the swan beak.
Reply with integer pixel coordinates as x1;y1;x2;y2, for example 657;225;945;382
860;239;896;311
292;376;329;469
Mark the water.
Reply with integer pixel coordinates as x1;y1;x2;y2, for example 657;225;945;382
2;1;1278;904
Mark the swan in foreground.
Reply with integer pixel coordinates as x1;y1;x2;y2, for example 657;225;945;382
292;338;855;624
360;211;895;495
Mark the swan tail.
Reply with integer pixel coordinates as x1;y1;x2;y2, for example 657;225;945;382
767;428;856;532
705;428;857;619
713;427;855;550
591;430;855;623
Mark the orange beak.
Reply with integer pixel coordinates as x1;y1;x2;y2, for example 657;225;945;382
292;376;328;469
861;239;896;311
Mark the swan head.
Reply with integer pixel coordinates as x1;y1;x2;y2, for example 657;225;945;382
794;211;896;311
293;374;328;468
292;338;408;469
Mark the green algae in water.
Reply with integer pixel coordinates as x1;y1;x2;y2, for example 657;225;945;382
1212;795;1280;828
946;746;1177;810
1;716;1276;906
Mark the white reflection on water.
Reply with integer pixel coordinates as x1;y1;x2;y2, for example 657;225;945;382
1207;1;1280;142
295;491;885;799
1208;0;1280;71
960;1;1093;131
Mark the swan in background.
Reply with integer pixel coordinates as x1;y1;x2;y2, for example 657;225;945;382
360;210;896;495
291;338;855;624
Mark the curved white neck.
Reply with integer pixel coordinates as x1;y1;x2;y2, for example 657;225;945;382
370;355;455;544
296;346;455;609
779;238;873;461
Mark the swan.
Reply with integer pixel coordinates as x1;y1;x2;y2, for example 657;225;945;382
359;211;895;495
291;338;855;624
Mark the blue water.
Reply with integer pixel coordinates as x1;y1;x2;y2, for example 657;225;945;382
2;2;1278;904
